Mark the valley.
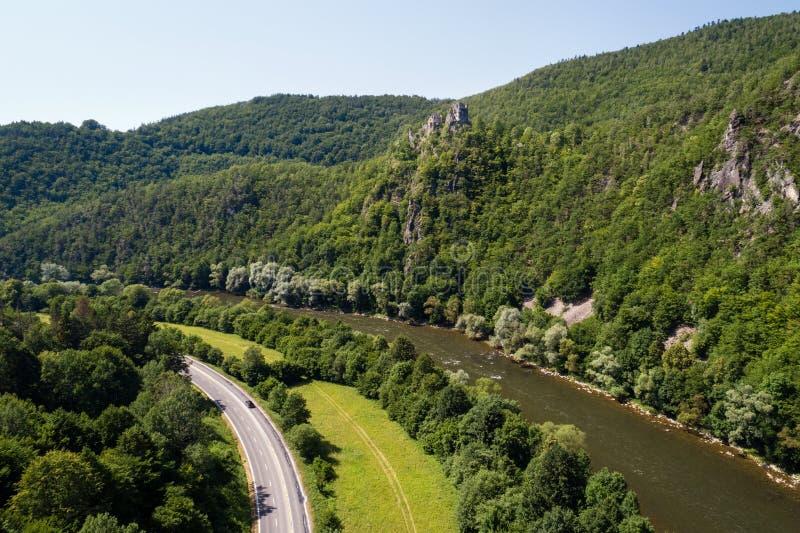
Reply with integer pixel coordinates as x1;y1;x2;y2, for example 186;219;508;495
2;11;800;532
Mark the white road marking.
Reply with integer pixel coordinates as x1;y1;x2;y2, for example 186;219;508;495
191;372;264;533
188;359;311;533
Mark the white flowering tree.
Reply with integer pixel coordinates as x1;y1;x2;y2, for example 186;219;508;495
490;306;525;352
40;262;70;282
723;384;773;447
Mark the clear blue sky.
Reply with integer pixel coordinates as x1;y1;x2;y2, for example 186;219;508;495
2;0;796;131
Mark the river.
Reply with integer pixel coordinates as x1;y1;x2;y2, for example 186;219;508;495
273;307;800;533
185;291;800;531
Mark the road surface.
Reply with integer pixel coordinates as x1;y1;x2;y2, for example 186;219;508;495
188;359;310;533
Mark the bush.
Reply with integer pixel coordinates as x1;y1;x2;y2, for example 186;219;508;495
254;376;281;399
315;499;343;533
267;382;288;412
279;391;310;429
288;423;325;461
311;456;336;491
122;284;152;308
455;314;488;340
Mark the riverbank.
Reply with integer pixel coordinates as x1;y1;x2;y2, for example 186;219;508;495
502;351;800;491
177;290;800;531
264;299;800;492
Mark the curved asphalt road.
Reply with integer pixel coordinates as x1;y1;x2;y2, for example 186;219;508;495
188;359;310;533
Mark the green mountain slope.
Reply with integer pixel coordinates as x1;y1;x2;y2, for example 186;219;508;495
0;94;438;221
0;160;354;282
136;94;439;164
465;13;800;130
2;13;800;473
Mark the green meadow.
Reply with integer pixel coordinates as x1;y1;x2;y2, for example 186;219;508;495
164;322;458;532
157;322;281;362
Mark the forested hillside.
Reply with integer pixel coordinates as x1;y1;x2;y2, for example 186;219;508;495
2;13;800;475
465;14;800;130
0;94;437;228
136;94;439;165
1;161;356;282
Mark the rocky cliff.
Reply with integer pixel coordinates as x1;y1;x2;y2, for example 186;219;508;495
694;109;799;213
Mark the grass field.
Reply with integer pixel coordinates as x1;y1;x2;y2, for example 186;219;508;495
157;322;281;362
295;381;459;533
160;322;458;532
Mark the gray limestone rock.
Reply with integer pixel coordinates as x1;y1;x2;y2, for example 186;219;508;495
445;102;469;132
421;113;443;136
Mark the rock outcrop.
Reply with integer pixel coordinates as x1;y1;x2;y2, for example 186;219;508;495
664;326;697;351
541;297;595;326
401;104;471;252
445;102;469;131
784;113;800;138
695;110;759;210
403;198;422;245
693;160;704;185
694;110;799;213
766;164;799;204
418;102;469;138
720;109;743;153
421;113;443;136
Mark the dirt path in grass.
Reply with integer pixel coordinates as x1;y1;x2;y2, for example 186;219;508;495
311;383;417;533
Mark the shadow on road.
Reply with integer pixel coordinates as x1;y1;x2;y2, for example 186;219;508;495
256;485;276;517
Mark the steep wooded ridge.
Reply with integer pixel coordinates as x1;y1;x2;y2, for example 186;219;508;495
0;94;438;225
3;13;800;474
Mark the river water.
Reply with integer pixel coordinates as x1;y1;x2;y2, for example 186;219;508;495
184;291;800;531
270;307;800;532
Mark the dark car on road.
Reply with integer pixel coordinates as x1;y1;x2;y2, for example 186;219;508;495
245;400;256;408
